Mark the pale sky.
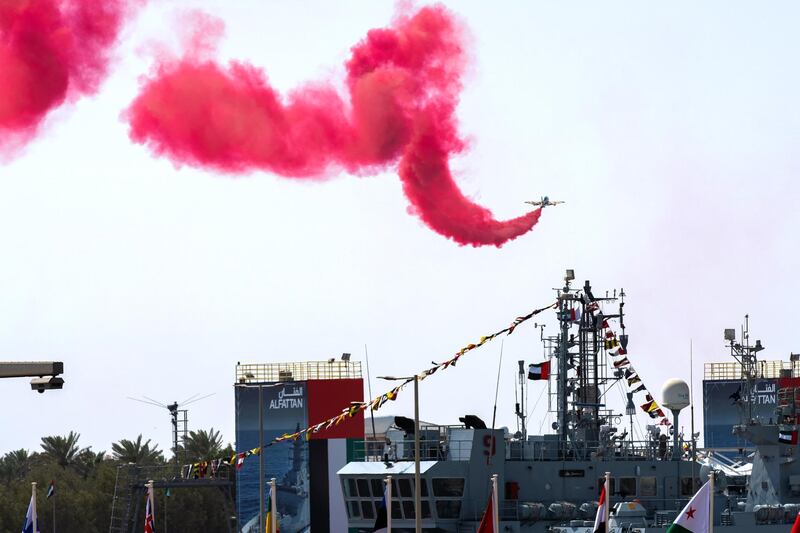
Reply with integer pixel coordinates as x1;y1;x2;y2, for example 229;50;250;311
1;1;799;454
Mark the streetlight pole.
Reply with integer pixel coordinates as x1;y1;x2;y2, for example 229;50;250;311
413;375;421;533
259;384;265;533
379;375;422;533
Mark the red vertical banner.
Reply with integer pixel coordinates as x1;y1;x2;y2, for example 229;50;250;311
306;379;365;440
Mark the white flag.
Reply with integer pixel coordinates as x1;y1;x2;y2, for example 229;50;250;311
667;480;710;533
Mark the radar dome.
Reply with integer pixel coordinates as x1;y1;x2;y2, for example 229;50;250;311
662;378;690;411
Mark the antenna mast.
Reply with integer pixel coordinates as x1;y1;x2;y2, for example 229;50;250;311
556;270;573;442
726;315;764;424
516;360;526;441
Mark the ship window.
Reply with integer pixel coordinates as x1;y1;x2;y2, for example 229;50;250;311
436;500;462;519
357;478;371;497
420;479;429;497
391;500;402;520
346;478;357;497
361;500;375;519
640;476;657;497
348;500;360;518
403;500;415;518
371;478;384;497
399;477;413;498
433;478;465;497
422;500;432;518
619;477;636;497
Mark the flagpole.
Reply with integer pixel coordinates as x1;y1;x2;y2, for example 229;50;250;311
386;475;392;533
270;477;277;533
708;471;714;533
52;483;56;533
147;480;156;521
31;482;37;533
491;474;499;533
259;384;265;533
604;472;611;530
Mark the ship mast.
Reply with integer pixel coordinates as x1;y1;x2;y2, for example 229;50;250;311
726;315;765;424
550;270;625;455
556;270;574;441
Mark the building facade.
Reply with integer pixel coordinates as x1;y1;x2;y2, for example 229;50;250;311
703;360;800;450
235;361;364;533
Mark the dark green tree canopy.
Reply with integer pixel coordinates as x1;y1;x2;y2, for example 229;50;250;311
111;435;164;465
40;431;82;467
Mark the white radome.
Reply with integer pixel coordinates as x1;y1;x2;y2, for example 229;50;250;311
662;378;690;411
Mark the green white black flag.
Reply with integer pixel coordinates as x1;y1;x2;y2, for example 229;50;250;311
666;480;710;533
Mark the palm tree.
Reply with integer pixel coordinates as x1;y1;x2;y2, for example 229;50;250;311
112;435;164;465
40;431;82;467
183;428;224;462
0;449;33;480
74;447;107;478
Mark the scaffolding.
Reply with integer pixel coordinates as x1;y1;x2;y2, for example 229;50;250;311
236;360;362;383
704;360;800;381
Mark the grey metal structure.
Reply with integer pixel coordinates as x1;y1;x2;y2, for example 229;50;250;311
108;463;236;533
337;272;800;531
0;361;63;378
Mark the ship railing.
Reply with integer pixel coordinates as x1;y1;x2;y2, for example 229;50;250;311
352;437;688;462
505;438;676;461
350;438;475;462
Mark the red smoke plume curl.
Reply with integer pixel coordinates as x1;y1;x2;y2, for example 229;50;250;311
0;0;139;155
126;6;541;246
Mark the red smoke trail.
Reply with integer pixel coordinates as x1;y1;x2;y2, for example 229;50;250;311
127;6;541;246
0;0;139;156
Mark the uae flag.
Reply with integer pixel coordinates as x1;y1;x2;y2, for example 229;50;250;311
528;361;550;381
791;511;800;533
592;486;607;533
666;480;710;533
780;430;798;444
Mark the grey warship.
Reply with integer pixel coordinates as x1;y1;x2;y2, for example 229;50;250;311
337;271;800;531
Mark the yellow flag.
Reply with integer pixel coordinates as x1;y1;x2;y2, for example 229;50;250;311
265;511;279;533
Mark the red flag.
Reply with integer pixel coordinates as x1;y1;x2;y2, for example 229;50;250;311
592;486;606;533
791;511;800;533
477;493;494;533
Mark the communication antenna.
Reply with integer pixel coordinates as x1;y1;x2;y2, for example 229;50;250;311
127;392;216;467
515;360;527;441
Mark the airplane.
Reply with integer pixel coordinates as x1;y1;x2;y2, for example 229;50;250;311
525;196;565;208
